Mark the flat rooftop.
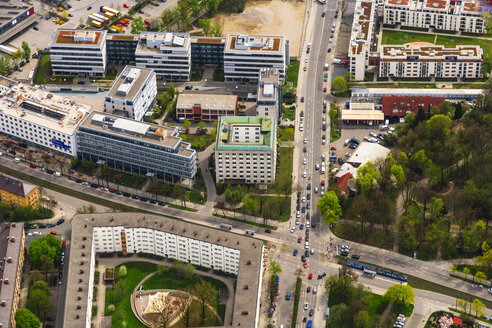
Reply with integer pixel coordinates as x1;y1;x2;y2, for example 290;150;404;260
79;111;195;158
190;36;226;45
216;116;275;151
0;222;24;328
461;0;482;13
350;0;375;55
51;29;106;47
424;0;448;9
105;34;139;41
107;65;154;100
0;77;92;135
348;142;391;167
64;213;263;328
0;2;31;32
137;32;191;54
258;69;280;101
381;44;482;60
385;0;410;6
226;34;284;53
177;94;237;110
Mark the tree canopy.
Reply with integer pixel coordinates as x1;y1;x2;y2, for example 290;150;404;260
383;284;415;306
317;191;342;224
28;234;61;269
15;308;40;328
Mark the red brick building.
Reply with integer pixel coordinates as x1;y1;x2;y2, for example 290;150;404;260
381;96;445;117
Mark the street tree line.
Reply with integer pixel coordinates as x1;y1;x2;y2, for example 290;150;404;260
0;41;31;76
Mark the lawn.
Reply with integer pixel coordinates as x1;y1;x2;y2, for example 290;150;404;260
381;30;436;45
277;147;293;188
282;105;296;120
102;168;147;189
180;133;216;151
173;299;223;327
142;266;227;292
244;195;291;222
285;60;300;88
278;127;295;142
33;54;51;85
332;223;394;250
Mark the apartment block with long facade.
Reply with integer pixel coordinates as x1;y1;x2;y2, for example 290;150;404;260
0;77;92;157
0;222;25;328
50;29;107;76
383;0;485;34
176;93;238;122
135;32;191;80
379;44;483;78
349;0;378;81
223;34;289;82
256;68;282;121
105;34;139;64
215;116;277;184
76;111;196;183
64;213;263;328
190;36;225;66
0;174;39;208
104;66;157;121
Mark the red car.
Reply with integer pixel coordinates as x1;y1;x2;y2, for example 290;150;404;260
50;231;57;235
321;180;325;186
305;236;309;242
29;164;36;168
62;240;67;246
109;189;116;193
303;262;308;268
308;273;313;279
323;87;327;93
298;237;302;243
123;3;129;8
330;146;337;150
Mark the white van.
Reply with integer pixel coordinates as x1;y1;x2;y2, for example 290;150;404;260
54;171;62;177
14;157;20;163
321;165;326;174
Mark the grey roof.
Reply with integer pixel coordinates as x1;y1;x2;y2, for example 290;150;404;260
64;213;263;328
0;174;37;197
106;65;154;101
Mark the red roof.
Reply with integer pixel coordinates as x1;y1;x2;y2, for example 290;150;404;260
453;317;463;326
382;96;445;117
333;173;352;194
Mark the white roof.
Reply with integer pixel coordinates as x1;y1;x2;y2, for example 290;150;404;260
335;163;358;178
263;84;274;97
112;118;149;135
347;142;391;167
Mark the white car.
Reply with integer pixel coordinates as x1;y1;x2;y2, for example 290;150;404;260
313;287;317;294
54;171;62;177
305;242;309;249
314;187;319;193
369;131;377;137
302;171;307;178
303;158;307;165
296;219;300;225
321;154;325;160
33;232;42;235
290;227;296;233
302;197;306;203
315;163;320;170
304;138;308;144
304;303;309;310
306;220;310;228
305;57;308;63
296;211;301;218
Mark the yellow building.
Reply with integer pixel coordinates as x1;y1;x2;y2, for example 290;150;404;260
0;174;39;208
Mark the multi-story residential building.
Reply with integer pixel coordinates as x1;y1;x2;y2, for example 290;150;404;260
105;34;139;64
176;94;238;122
190;36;225;66
104;66;157;121
76;111;196;182
383;0;485;34
64;213;263;328
0;222;25;328
382;96;445;117
135;32;191;80
256;68;282;120
223;34;289;82
0;174;39;208
351;86;484;100
215;116;277;184
349;0;378;81
50;29;107;76
379;44;483;78
0;77;92;156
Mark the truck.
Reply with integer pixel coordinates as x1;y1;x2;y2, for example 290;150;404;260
324;63;329;70
100;6;120;16
111;25;122;33
91;20;103;28
333;59;349;65
0;45;18;56
104;12;115;18
57;6;64;12
119;19;129;26
90;13;109;23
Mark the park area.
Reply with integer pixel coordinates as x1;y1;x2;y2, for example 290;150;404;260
104;261;227;328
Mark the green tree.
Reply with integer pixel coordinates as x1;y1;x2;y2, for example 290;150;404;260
477;242;492;272
118;265;127;277
161;8;175;30
114;280;127;302
28;234;61;269
333;76;347;92
474;271;487;284
21;41;31;61
462;267;471;279
383;284;415;307
149;17;162;31
356;161;379;196
199;18;212;36
472;298;486;318
458;298;469;314
317;191;342;224
15;308;40;328
184;263;195;279
60;11;69;19
198;121;206;131
242;194;257;215
183;119;191;130
203;0;220;14
176;0;191;31
212;23;222;37
30;281;50;296
131;17;147;34
416;106;427;123
326;303;349;327
224;186;233;202
354;310;371;328
192;279;216;323
26;289;49;318
268;261;282;275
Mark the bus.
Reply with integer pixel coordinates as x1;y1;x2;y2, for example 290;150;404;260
90;13;109;23
0;45;18;56
91;20;103;28
100;6;120;16
104;12;115;18
89;16;105;25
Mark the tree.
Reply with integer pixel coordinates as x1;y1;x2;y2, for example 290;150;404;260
333;76;347;92
176;0;191;31
224;186;233;202
242;194;257;216
15;308;40;328
326;303;349;327
474;271;487;283
268;261;282;275
472;298;486;318
199;18;212;36
26;289;49;318
149;17;162;31
28;235;61;269
21;41;31;62
184;263;195;279
356;161;379;196
119;265;127;277
183;119;191;130
60;11;69;19
462;267;471;279
30;281;50;297
458;298;469;313
172;184;187;207
192;279;216;323
198;121;206;131
477;242;492;273
317;191;342;224
161;8;175;31
383;284;415;307
131;17;147;34
203;0;220;14
173;260;185;276
416;106;427;123
354;310;371;328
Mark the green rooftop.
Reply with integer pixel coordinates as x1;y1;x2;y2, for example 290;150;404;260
216;116;275;151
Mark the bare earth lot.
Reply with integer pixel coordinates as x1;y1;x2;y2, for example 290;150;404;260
213;0;306;57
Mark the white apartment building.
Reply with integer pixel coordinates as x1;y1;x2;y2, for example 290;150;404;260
383;0;485;34
349;0;378;81
215;116;277;184
50;29;107;76
224;34;289;82
104;65;157;121
135;32;191;80
0;77;92;156
379;44;483;78
256;68;282;120
64;213;264;328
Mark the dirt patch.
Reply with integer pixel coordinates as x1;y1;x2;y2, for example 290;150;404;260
213;0;306;57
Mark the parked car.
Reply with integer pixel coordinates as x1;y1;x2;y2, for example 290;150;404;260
56;219;65;225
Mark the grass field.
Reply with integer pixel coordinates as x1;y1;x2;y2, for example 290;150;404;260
277;147;294;188
278;127;295;141
286;60;300;88
33;54;51;85
382;30;436;45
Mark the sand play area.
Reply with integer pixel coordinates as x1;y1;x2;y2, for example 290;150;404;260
213;0;306;57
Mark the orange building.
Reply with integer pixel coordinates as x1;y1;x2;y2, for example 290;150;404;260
0;174;39;208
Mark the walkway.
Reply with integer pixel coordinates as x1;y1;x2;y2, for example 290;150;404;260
96;254;236;327
197;143;217;216
94;265;108;328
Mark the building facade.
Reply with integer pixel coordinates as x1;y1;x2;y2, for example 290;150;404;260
215;116;277;184
104;66;157;121
383;0;485;34
0;222;25;328
0;174;39;208
0;3;34;45
190;37;225;66
379;44;483;78
76;112;196;182
105;34;139;64
0;77;92;156
256;68;282;120
224;35;289;82
176;94;238;122
349;0;378;81
50;29;107;76
135;32;191;80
